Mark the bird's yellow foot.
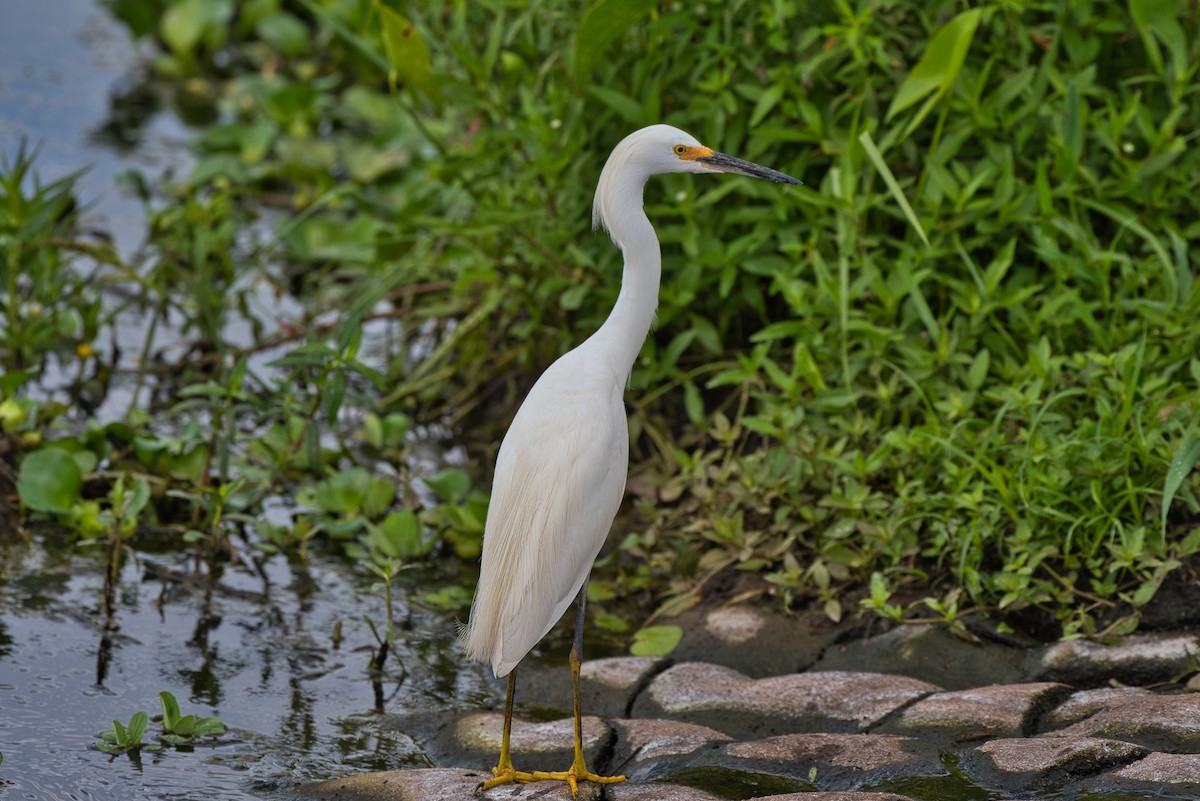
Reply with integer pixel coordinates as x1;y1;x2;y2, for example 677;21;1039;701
478;763;625;797
478;764;539;791
524;766;626;798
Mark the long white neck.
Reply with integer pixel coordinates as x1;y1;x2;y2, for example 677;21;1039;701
584;176;660;384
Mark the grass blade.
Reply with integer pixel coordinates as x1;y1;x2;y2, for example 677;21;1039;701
858;130;930;248
1163;432;1200;533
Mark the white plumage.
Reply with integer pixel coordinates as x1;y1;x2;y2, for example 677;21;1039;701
461;125;800;680
460;123;798;797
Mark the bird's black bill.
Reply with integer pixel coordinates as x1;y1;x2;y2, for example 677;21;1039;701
700;151;802;185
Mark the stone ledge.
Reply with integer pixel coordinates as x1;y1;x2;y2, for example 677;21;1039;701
632;662;939;739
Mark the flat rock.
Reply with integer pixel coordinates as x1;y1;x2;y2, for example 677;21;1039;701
1039;687;1154;729
1049;692;1200;751
746;795;918;801
813;624;1028;690
881;682;1070;740
718;732;933;786
668;605;842;677
632;663;939;739
1106;752;1200;794
291;768;595;800
610;718;732;776
609;787;916;801
448;712;612;770
517;656;663;718
1031;632;1200;686
963;737;1147;790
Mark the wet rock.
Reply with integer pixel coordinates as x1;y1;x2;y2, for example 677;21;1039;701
881;682;1070;740
717;732;934;787
608;781;725;800
632;663;939;739
610;786;918;801
610;718;732;776
738;795;918;801
669;605;843;677
963;737;1147;790
1106;752;1200;795
1031;632;1200;686
516;656;663;718
291;767;595;800
1039;687;1153;729
813;624;1029;690
447;712;613;771
1048;692;1200;751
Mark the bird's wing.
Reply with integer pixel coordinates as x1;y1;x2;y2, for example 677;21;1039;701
461;367;627;677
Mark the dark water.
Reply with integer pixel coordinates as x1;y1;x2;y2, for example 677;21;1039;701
0;537;494;800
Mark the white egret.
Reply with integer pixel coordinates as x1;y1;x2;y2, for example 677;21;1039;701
461;124;800;796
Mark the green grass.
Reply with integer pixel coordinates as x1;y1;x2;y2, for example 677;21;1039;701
3;0;1198;642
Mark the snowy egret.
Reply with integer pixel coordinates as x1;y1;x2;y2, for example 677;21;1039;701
461;124;800;796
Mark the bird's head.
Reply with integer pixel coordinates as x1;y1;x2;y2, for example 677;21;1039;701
593;124;800;238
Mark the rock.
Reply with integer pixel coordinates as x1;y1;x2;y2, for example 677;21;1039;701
718;732;934;787
610;784;921;801
1106;752;1200;794
447;712;614;771
1031;632;1200;686
632;663;939;739
745;795;918;801
963;737;1147;790
1048;692;1200;751
291;768;596;800
1039;687;1154;729
668;605;842;677
881;682;1070;740
813;624;1028;690
517;656;663;718
608;782;726;800
610;718;732;776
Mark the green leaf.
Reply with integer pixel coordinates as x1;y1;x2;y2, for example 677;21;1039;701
127;711;148;744
574;0;657;86
1163;432;1200;533
886;8;981;122
630;624;683;657
423;468;471;503
374;2;442;106
159;691;182;730
160;0;232;56
17;447;83;513
373;509;426;558
858;131;930;247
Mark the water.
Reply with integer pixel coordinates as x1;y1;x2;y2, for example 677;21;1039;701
0;538;492;800
0;8;495;797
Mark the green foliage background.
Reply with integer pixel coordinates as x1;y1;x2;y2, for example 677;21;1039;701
4;0;1199;641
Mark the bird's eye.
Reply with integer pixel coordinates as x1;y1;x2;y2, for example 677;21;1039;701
674;145;688;156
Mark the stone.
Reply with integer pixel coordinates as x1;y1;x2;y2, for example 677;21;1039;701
1031;632;1200;686
668;605;843;677
632;663;939;739
963;737;1147;790
747;795;918;801
813;624;1028;690
449;712;613;770
610;718;732;775
607;782;726;801
291;768;596;800
718;732;933;786
1107;752;1200;794
1039;687;1153;729
515;656;664;718
881;682;1070;740
1049;692;1200;751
